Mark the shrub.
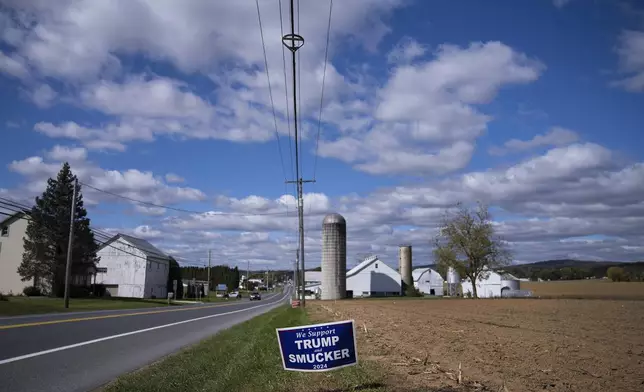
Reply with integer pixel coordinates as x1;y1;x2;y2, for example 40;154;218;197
23;286;42;297
0;292;8;301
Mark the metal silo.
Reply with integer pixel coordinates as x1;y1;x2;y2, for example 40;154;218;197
447;267;460;296
398;245;413;292
321;213;346;300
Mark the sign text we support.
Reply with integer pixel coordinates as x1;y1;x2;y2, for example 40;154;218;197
276;320;358;372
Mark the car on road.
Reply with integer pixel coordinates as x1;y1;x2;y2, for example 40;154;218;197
229;291;242;299
249;292;261;301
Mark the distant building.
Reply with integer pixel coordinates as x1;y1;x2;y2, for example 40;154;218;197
346;256;401;298
303;271;322;299
95;233;170;298
0;211;33;295
460;268;520;298
412;268;444;296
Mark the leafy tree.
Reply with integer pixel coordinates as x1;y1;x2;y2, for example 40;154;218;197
18;163;99;296
607;266;626;282
167;257;183;299
433;202;511;299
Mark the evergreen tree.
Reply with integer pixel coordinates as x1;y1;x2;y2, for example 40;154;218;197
18;163;100;296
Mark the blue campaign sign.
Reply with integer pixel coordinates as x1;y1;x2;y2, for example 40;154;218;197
276;319;358;372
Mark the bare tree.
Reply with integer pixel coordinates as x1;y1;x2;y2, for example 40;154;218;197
433;202;511;298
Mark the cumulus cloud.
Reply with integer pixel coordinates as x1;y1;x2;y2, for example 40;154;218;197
46;145;87;162
319;41;544;175
27;83;57;108
7;150;206;211
612;30;644;92
489;126;580;155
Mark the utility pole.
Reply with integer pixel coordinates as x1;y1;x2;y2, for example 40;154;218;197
294;250;299;300
63;178;78;309
207;250;211;297
247;260;250;290
283;0;314;307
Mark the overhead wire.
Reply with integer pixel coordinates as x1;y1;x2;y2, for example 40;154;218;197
79;181;291;216
278;0;296;189
296;0;304;179
313;0;333;182
0;196;204;266
255;0;289;185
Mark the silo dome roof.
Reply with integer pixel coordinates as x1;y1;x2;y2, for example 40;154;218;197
323;213;346;224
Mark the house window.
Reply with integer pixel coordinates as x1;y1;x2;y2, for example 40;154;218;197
375;263;378;268
96;267;108;273
1;226;8;237
157;263;160;270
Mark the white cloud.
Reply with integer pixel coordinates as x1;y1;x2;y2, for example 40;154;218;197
27;83;57;108
7;151;206;209
612;30;644;92
46;145;87;162
80;76;213;119
319;41;544;175
387;37;427;64
165;173;184;183
0;50;28;79
489;126;579;155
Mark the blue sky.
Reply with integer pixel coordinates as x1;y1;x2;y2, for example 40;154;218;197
1;0;643;269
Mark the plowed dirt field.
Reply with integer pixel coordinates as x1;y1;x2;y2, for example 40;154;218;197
310;298;644;392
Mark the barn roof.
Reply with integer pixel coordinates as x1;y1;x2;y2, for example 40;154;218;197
347;255;379;277
98;233;170;260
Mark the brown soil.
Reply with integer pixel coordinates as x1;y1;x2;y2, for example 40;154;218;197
308;298;644;392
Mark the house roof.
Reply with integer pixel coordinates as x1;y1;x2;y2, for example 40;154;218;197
99;233;169;260
0;211;30;227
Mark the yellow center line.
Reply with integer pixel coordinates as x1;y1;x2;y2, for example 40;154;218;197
0;300;252;330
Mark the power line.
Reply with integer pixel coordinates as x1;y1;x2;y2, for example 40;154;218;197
255;0;288;184
313;0;334;181
0;198;204;265
278;0;296;191
297;0;304;179
79;181;291;216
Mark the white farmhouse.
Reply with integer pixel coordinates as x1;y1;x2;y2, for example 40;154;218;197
346;256;401;298
95;233;170;299
412;268;444;296
0;211;33;295
460;268;521;298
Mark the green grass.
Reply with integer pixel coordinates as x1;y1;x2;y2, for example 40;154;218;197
102;305;389;392
0;296;180;316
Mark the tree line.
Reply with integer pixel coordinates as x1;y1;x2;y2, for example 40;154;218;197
180;265;240;291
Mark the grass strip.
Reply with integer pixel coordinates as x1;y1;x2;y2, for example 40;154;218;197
0;296;179;316
102;305;389;392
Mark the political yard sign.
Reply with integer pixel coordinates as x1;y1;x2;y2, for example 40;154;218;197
276;320;358;372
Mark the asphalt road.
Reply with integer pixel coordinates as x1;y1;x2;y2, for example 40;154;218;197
0;289;291;392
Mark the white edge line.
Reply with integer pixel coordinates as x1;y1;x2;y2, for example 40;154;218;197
0;291;289;366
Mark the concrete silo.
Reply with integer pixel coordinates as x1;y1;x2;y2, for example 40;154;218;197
398;245;413;292
446;267;460;296
321;213;347;300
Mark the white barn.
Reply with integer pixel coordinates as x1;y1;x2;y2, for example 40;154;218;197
412;268;444;296
303;271;322;299
346;256;401;298
461;268;521;298
95;234;170;299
